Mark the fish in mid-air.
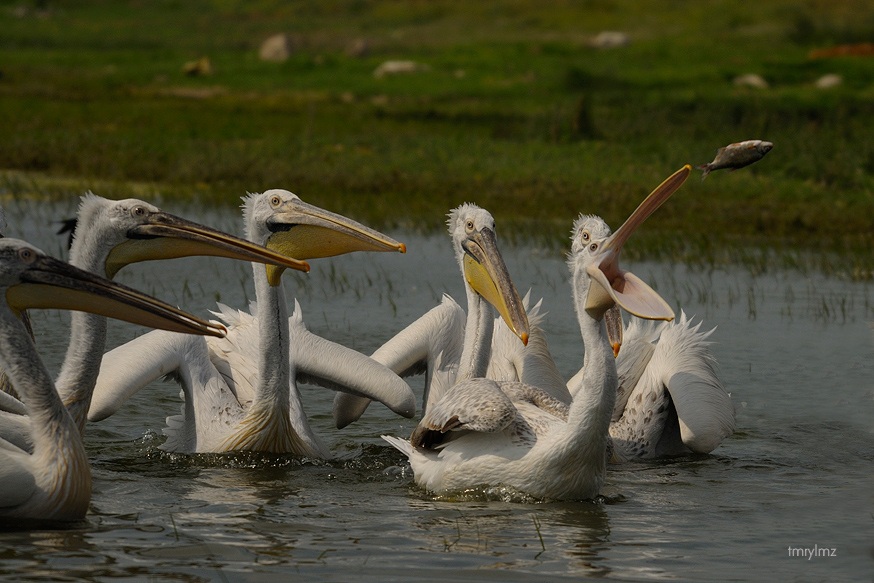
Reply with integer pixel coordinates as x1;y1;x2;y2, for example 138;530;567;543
698;140;773;180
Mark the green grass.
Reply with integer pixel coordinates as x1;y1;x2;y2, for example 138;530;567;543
1;0;873;260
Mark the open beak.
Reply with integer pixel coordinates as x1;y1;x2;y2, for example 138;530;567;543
104;211;310;279
462;227;529;345
263;198;406;286
7;254;226;338
585;165;691;321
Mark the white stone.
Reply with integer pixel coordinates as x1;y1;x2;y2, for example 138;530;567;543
259;34;292;62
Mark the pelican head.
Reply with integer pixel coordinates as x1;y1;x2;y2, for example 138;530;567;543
0;238;226;338
569;166;690;325
242;189;406;286
72;193;310;279
448;203;529;345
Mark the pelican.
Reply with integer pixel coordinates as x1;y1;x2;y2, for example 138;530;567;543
489;299;734;463
88;190;414;456
0;193;310;452
382;167;689;500
567;309;735;460
332;203;532;428
486;218;734;461
0;238;226;522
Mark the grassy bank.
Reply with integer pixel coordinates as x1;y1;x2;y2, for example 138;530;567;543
1;0;873;256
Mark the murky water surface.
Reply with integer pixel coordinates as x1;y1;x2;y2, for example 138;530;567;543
0;198;871;581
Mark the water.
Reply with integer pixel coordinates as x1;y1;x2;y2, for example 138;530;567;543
0;198;871;581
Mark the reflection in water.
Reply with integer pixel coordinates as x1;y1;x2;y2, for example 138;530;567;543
0;200;872;580
0;528;102;579
405;494;612;575
549;503;612;575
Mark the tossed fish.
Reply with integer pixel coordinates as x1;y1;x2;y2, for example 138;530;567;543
698;140;773;180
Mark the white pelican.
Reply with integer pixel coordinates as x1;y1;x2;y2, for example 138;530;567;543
0;194;310;452
332;203;532;428
489;300;734;462
487;230;735;460
88;190;414;456
0;238;225;523
568;309;735;460
382;167;689;500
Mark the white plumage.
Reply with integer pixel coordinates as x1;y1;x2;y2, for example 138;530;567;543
0;238;223;522
502;307;736;460
484;190;735;460
333;203;530;427
0;194;307;453
382;167;690;499
603;312;735;460
486;291;570;401
89;190;414;456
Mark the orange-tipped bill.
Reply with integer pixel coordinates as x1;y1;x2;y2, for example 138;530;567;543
462;227;529;345
264;198;406;286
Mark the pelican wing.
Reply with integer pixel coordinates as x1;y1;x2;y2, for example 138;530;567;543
333;295;466;428
206;303;261;406
0;390;26;415
667;371;735;453
381;434;413;458
289;301;416;418
655;313;734;453
498;381;569;421
608;374;674;460
0;410;33;452
611;318;663;417
210;300;418;419
88;330;188;422
373;295;465;379
90;325;249;453
410;377;516;449
0;448;36;508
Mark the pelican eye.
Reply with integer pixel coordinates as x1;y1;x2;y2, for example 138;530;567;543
589;242;598;252
270;195;282;207
581;230;590;242
18;248;36;264
465;219;474;232
130;205;148;218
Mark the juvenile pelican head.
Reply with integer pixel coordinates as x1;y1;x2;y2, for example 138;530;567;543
0;238;226;338
568;167;689;349
242;190;406;286
580;166;689;321
72;193;310;279
447;203;529;345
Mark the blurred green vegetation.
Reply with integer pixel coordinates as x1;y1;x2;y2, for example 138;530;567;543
1;0;873;264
